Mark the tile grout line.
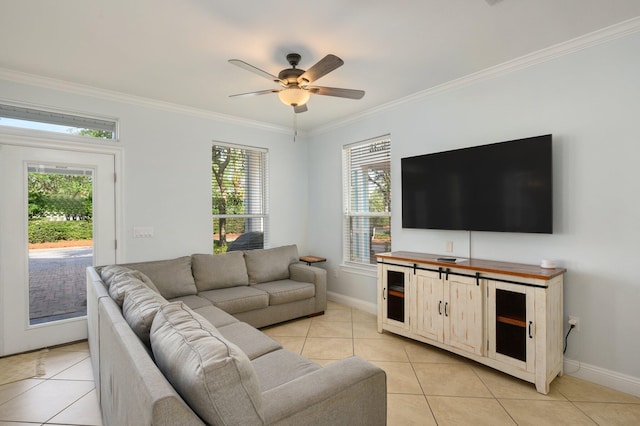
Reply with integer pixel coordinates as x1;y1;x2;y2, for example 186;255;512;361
470;365;520;425
43;386;97;426
402;340;439;424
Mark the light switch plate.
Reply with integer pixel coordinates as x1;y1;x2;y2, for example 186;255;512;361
133;227;154;238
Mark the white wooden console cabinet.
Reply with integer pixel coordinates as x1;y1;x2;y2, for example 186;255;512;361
376;251;566;394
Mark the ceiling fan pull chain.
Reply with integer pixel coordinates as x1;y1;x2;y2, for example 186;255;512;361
293;113;297;143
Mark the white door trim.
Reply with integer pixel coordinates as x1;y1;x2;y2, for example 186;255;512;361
0;134;123;355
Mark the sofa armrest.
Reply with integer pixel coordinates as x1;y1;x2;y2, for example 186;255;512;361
289;263;327;313
261;356;386;426
289;263;323;284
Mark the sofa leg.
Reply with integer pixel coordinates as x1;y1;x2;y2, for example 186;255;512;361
307;311;324;318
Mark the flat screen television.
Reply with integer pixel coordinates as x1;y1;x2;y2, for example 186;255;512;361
401;135;552;233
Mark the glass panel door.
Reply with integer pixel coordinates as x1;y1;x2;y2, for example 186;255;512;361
0;145;116;356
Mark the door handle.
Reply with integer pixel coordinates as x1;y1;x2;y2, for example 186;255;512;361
383;288;386;300
529;321;534;338
438;301;442;315
445;302;449;317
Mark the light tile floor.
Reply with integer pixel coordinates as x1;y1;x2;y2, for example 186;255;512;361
263;301;640;425
1;302;639;425
0;341;101;426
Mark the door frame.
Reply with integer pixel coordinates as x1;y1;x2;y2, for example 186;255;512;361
0;132;123;355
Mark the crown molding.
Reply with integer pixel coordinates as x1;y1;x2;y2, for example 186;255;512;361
1;16;638;138
310;16;640;137
0;68;293;135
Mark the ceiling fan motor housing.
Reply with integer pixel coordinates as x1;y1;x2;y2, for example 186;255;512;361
278;67;304;85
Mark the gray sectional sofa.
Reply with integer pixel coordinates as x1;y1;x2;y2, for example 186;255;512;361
87;244;387;425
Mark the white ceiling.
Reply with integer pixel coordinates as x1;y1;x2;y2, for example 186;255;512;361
1;0;639;131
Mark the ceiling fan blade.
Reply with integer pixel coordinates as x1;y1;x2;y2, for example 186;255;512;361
298;54;344;85
294;104;308;114
229;89;280;98
308;86;365;99
228;59;284;85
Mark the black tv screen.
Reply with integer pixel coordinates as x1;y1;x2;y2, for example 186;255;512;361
401;135;552;233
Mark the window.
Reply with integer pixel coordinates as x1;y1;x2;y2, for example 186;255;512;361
343;136;391;266
212;142;268;253
0;103;117;139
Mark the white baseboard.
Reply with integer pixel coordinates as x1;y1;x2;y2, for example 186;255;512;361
564;358;640;397
327;291;377;316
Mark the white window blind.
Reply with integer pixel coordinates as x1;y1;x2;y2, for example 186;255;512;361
343;136;391;266
212;142;268;253
0;103;117;139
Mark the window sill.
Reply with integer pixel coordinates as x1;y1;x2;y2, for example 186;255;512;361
340;262;377;278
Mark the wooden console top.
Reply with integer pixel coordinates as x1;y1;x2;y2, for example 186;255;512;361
375;251;566;281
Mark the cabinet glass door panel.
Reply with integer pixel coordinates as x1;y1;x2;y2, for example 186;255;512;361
381;264;410;328
386;270;405;322
487;280;535;372
495;289;527;361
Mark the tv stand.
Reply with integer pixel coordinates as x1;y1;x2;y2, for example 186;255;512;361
376;251;566;394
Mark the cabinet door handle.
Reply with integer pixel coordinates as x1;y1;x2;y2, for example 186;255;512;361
529;321;534;338
445;302;449;317
383;288;386;300
438;301;442;315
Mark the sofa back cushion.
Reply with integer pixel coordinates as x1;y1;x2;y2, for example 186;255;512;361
122;285;167;347
123;256;197;299
192;252;249;291
244;245;299;285
150;302;264;426
98;265;160;294
108;276;147;307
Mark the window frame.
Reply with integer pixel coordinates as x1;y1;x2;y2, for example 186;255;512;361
342;135;391;268
211;141;269;253
0;102;118;140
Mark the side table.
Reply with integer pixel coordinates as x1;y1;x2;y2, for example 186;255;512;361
299;255;327;266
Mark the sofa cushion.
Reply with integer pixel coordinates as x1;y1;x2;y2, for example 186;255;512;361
99;265;160;294
192;252;249;291
167;294;211;310
150;302;265;426
244;245;299;284
217;322;282;360
122;285;167;347
192;305;239;328
199;287;269;314
251;280;315;306
123;256;197;299
108;276;146;307
251;349;321;392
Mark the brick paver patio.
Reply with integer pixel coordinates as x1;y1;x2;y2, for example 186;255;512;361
28;247;93;324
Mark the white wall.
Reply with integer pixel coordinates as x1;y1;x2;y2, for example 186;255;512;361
307;32;640;383
0;78;310;262
2;29;639;392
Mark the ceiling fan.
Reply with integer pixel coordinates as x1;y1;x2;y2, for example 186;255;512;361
228;53;365;113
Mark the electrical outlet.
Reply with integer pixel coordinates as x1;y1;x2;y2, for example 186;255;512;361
568;316;580;332
446;241;453;253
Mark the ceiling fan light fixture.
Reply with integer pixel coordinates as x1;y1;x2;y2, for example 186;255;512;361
278;86;310;107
